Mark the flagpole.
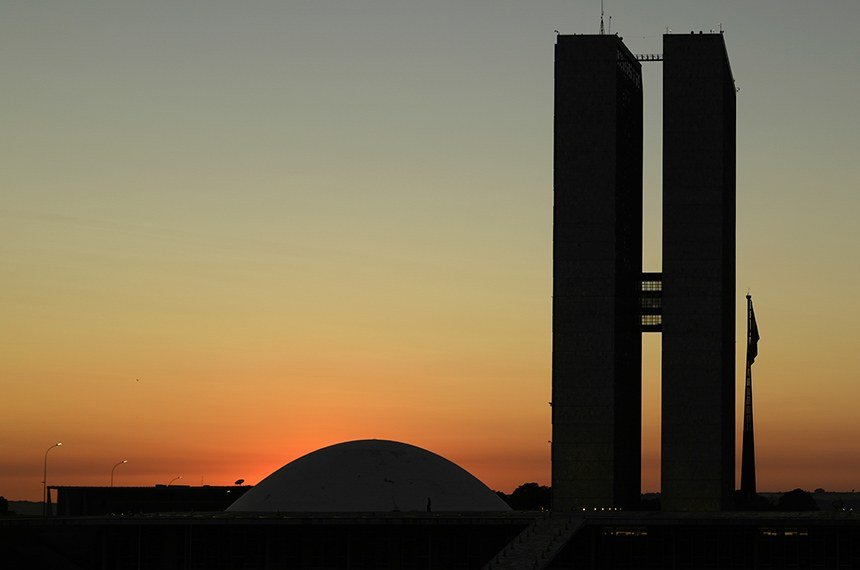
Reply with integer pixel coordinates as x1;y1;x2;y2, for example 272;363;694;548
740;294;757;502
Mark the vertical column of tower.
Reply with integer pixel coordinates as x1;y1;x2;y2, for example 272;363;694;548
661;33;736;511
553;35;642;510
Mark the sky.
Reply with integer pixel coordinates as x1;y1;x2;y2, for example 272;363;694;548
2;1;859;501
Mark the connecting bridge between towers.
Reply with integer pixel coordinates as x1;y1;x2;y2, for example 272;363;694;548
641;272;662;332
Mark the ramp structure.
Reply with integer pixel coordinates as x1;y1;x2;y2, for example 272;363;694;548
482;514;585;570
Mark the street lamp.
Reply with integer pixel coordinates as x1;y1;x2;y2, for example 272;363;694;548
42;442;62;516
167;475;182;486
110;460;128;487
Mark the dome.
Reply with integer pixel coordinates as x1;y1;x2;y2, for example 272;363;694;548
227;439;511;512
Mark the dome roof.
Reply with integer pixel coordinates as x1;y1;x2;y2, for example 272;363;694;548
227;439;510;512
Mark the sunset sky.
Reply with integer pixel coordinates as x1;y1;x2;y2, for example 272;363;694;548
3;1;859;501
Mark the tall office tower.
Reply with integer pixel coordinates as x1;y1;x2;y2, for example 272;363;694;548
552;35;643;510
661;33;736;511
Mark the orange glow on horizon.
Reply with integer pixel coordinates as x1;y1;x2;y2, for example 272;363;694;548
3;1;859;503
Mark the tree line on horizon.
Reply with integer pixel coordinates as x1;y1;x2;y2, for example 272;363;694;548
2;488;849;515
495;484;838;512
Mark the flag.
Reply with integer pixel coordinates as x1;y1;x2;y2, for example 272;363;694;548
747;296;760;365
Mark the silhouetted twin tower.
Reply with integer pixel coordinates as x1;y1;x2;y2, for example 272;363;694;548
552;32;735;511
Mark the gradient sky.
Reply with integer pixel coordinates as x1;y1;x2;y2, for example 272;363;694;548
3;1;859;501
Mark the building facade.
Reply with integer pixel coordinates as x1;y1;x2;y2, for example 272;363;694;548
552;34;643;510
661;32;736;511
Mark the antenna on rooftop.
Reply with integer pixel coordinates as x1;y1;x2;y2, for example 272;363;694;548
600;0;605;35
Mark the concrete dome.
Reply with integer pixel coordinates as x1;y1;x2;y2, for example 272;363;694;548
227;439;510;512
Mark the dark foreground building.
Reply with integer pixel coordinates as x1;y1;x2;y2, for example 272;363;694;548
552;33;643;511
661;32;736;512
3;511;858;569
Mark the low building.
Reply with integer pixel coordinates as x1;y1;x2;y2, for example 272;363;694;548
50;485;251;516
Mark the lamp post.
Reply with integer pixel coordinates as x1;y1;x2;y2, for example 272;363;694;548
110;460;128;487
42;442;62;516
167;475;182;486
